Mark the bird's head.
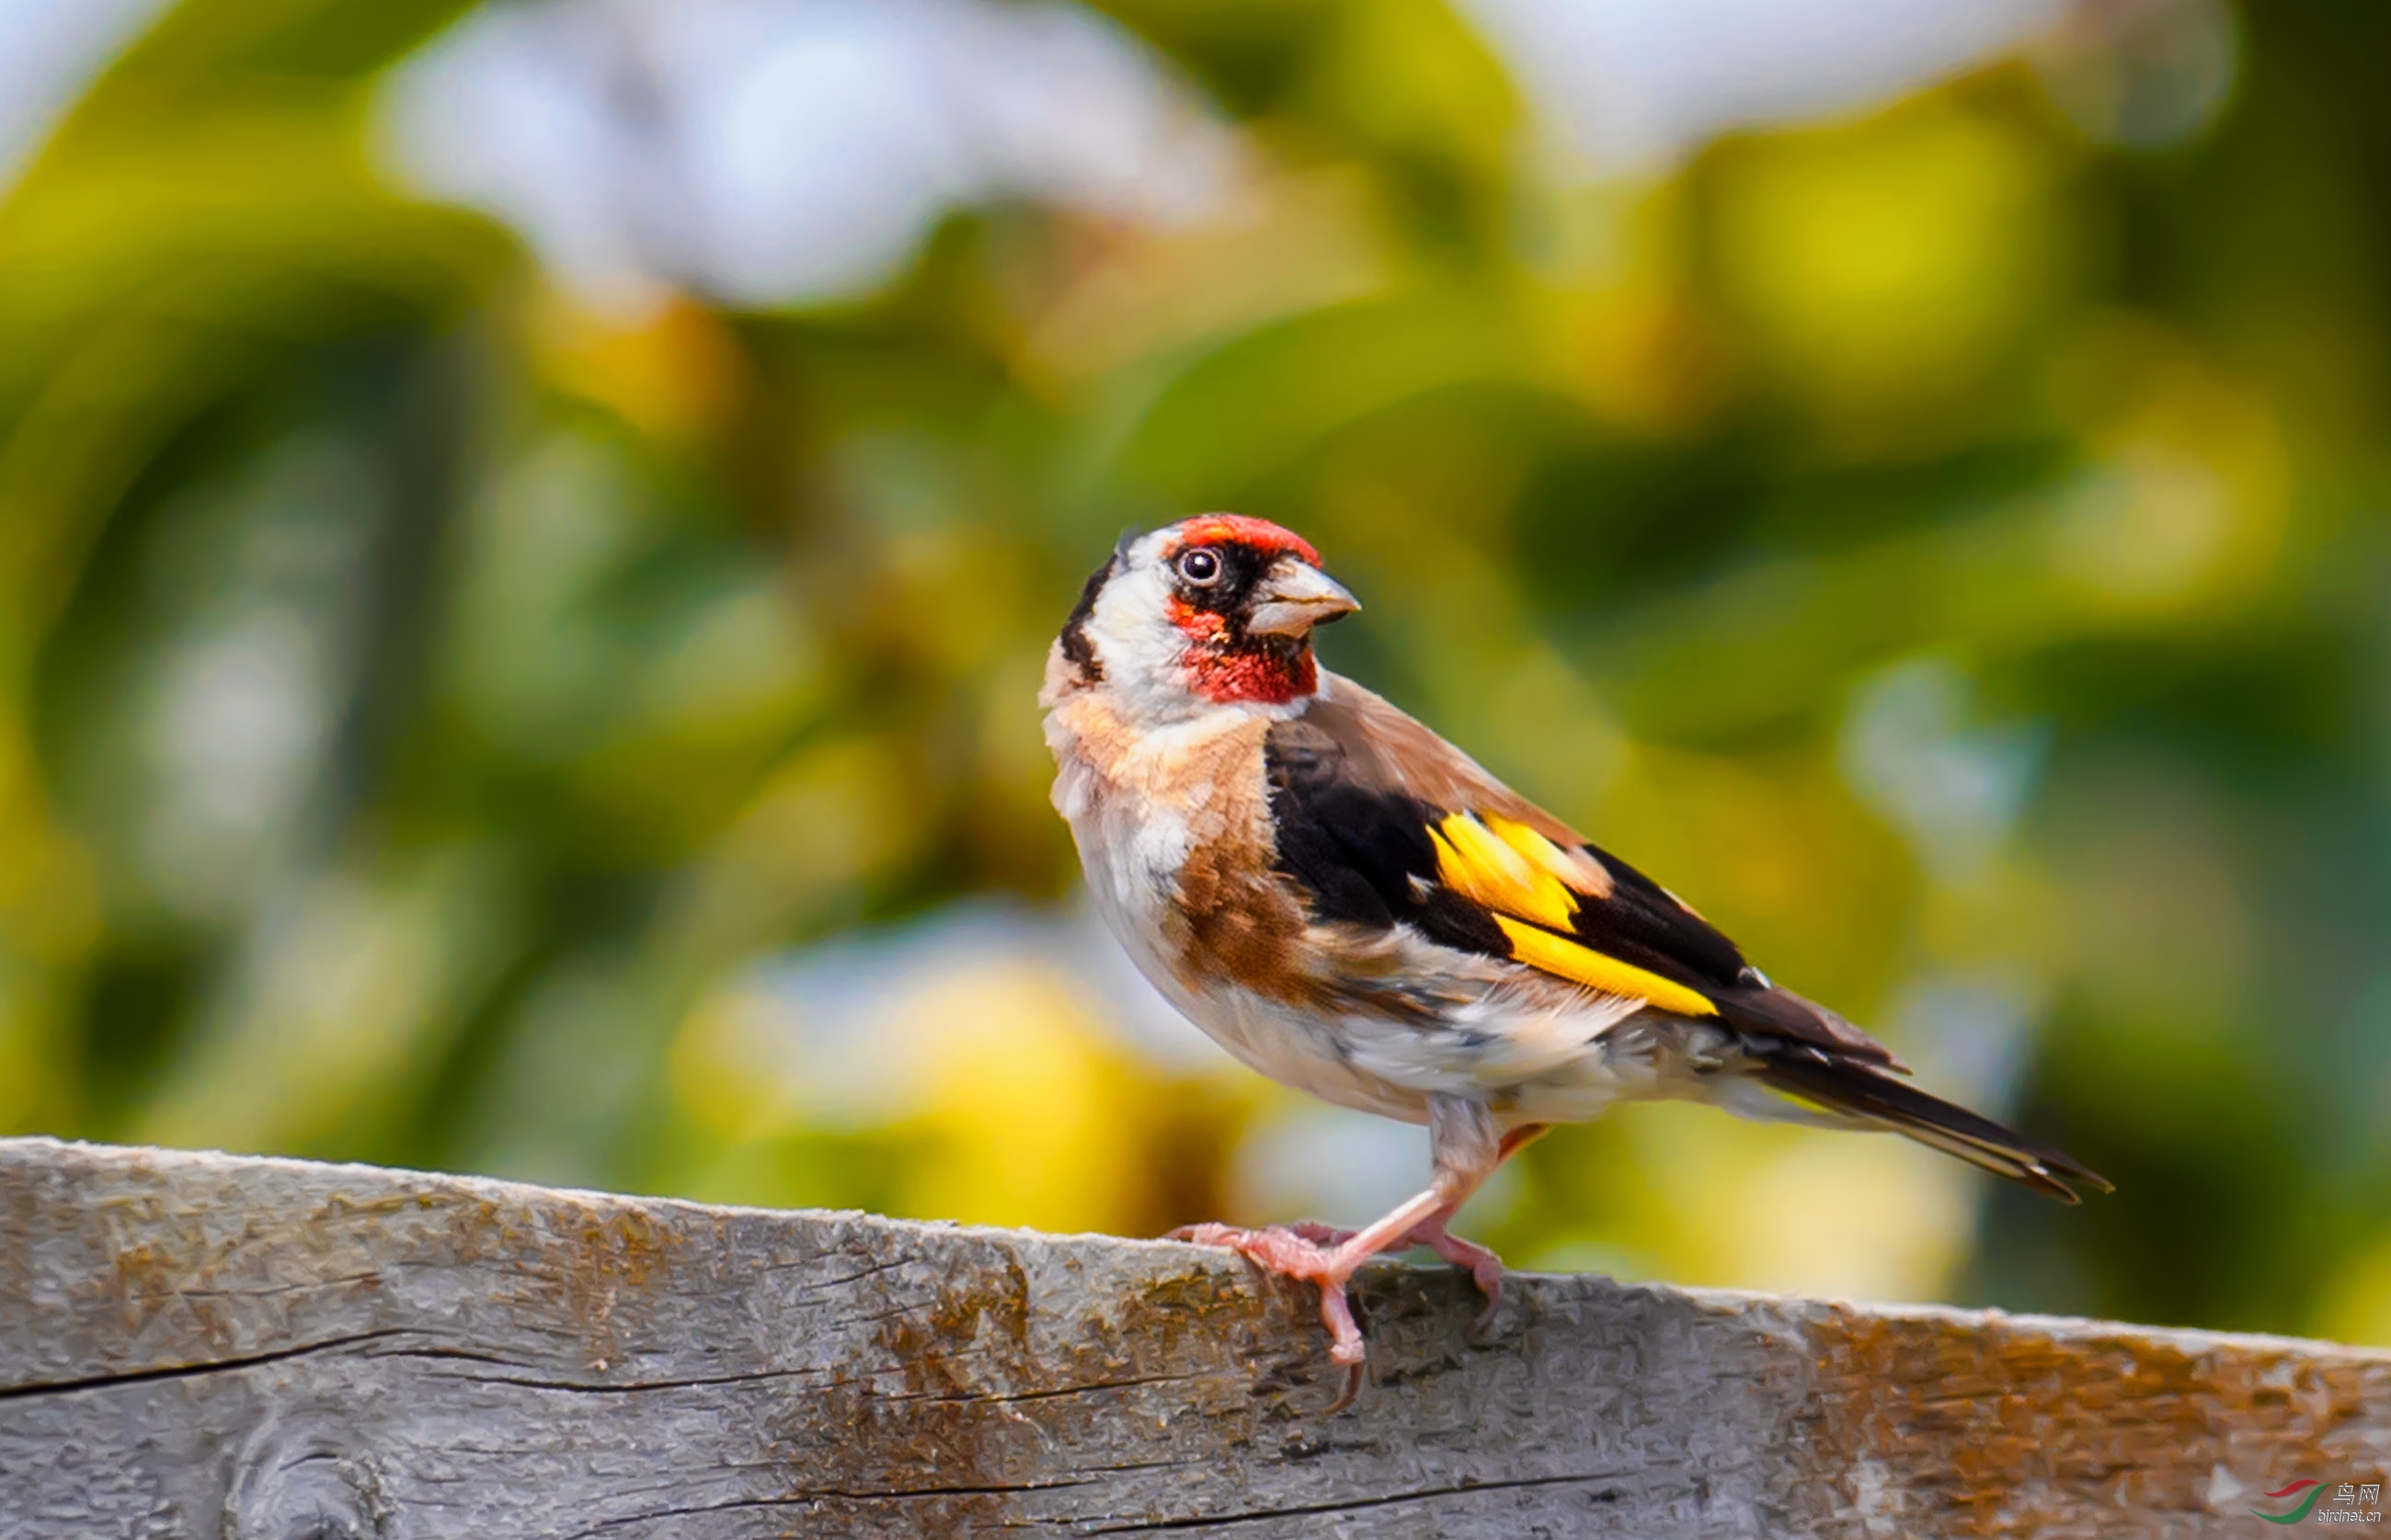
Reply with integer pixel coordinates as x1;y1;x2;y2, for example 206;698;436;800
1049;515;1358;720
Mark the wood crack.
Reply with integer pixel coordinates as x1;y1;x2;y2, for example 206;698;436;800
0;1328;416;1402
1082;1471;1630;1532
563;1478;1112;1537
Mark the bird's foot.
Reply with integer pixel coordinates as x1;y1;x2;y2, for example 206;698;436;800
1168;1215;1511;1408
1168;1222;1371;1410
1259;1217;1506;1322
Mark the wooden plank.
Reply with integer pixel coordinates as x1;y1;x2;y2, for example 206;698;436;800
0;1136;2384;1538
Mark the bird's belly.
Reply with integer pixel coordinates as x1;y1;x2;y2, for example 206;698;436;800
1179;987;1690;1130
1078;860;1430;1121
1064;821;1424;1121
1200;978;1736;1132
1080;867;1670;1128
1180;988;1437;1124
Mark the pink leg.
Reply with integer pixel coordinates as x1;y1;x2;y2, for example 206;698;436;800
1166;1101;1531;1412
1244;1215;1504;1314
1428;1123;1545;1328
1228;1123;1548;1317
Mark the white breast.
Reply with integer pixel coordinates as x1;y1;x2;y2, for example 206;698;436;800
1047;700;1409;1112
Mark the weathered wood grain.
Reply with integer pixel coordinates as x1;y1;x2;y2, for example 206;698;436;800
0;1137;2383;1538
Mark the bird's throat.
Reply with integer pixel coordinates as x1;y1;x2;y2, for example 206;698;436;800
1185;639;1317;704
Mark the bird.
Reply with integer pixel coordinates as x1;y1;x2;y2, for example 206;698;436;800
1040;513;2107;1409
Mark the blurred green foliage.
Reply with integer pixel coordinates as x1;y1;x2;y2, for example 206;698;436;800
5;0;2389;1349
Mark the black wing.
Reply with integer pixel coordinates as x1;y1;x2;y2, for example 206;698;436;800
1263;705;1893;1066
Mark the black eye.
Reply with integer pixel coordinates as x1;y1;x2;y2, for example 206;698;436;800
1176;548;1222;585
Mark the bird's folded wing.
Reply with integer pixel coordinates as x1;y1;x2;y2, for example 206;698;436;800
1269;674;1898;1068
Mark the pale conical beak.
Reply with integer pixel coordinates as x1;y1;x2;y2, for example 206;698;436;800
1244;560;1360;637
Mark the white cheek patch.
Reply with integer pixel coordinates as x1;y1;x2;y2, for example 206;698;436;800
1083;539;1204;724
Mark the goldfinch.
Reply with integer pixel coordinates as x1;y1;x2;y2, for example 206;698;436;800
1041;514;2106;1406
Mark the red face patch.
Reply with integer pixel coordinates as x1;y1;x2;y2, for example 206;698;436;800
1168;597;1317;704
1158;514;1327;705
1166;514;1321;567
1165;596;1228;644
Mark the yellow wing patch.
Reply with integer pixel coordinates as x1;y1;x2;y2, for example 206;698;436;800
1430;810;1719;1017
1429;813;1578;930
1493;916;1721;1018
1483;814;1613;896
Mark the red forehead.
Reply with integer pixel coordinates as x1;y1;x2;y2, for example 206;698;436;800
1166;514;1320;566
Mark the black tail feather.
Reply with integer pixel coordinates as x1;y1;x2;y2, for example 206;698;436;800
1751;1051;2111;1204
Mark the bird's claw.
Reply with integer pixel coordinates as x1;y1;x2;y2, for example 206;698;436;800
1166;1222;1369;1407
1165;1216;1508;1410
